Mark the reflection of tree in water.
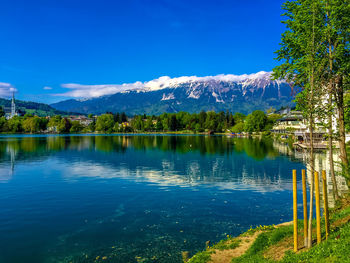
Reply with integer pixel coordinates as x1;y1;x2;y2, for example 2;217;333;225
129;136;237;155
233;137;279;160
94;136;128;153
0;135;284;162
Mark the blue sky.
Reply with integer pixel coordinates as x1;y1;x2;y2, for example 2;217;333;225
0;0;285;103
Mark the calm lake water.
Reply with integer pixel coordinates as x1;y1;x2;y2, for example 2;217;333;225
0;135;306;263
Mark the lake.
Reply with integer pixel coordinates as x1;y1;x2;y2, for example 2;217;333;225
0;135;307;263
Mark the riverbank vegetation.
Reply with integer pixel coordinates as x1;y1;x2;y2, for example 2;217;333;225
0;110;281;134
187;194;350;263
273;0;350;250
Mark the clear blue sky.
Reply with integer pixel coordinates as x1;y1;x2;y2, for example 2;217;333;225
0;0;286;103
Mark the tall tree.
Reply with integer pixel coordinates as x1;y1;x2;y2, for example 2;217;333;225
325;0;350;179
273;0;325;248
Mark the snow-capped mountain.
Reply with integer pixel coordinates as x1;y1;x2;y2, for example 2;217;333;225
51;71;294;115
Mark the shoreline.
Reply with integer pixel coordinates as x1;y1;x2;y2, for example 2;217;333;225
187;195;350;262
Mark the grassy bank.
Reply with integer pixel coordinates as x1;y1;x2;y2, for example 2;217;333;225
187;195;350;263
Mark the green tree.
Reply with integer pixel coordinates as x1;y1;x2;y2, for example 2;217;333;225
155;118;163;131
325;0;350;176
198;111;207;129
231;122;244;133
121;112;127;122
114;113;121;123
345;93;350;132
70;121;84;133
96;114;115;133
131;115;144;131
273;0;325;248
88;119;96;132
144;117;154;131
244;110;267;132
0;117;6;131
233;112;245;124
6;116;23;133
265;113;282;130
169;115;177;131
58;118;72;133
48;115;62;132
22;116;41;133
205;111;217;131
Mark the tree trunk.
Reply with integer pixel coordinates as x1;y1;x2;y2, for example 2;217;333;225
307;115;315;248
336;77;349;183
326;26;339;199
328;91;339;200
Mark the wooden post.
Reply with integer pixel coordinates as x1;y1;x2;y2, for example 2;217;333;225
293;169;298;252
322;170;330;239
315;171;321;244
302;169;308;247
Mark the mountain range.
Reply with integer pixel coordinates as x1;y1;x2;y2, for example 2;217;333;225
51;71;295;115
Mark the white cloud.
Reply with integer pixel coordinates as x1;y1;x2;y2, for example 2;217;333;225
55;81;144;98
43;86;53;90
0;82;17;97
55;71;273;99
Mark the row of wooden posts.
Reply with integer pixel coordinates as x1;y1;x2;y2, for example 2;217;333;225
293;169;330;252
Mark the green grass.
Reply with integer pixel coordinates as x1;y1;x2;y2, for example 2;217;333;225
282;223;350;263
189;195;350;263
212;237;241;251
231;225;293;263
187;250;213;263
187;236;240;263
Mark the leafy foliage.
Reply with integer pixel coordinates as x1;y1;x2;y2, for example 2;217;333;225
95;114;115;133
244;110;268;132
0;109;280;134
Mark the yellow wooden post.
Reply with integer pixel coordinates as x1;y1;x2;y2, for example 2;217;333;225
322;170;330;239
315;171;321;244
293;169;298;252
302;169;308;247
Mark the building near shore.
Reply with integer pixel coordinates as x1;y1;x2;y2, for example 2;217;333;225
68;115;94;126
271;110;306;134
271;107;346;147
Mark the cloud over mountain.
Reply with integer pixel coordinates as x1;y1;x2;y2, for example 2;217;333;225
51;71;293;115
55;71;275;99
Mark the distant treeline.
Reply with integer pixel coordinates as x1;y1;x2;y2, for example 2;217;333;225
125;111;281;133
0;109;281;134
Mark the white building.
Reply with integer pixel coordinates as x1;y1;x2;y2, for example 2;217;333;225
5;92;18;119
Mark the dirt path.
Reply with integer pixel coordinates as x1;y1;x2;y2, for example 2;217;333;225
209;231;261;263
208;222;293;263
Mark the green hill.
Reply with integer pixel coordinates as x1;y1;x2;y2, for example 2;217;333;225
0;98;79;117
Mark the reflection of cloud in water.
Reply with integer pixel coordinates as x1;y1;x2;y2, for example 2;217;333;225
0;166;13;182
62;160;292;193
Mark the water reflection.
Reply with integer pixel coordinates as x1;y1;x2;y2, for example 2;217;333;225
272;140;349;207
0;135;346;263
0;135;293;192
0;134;279;157
1;135;347;196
